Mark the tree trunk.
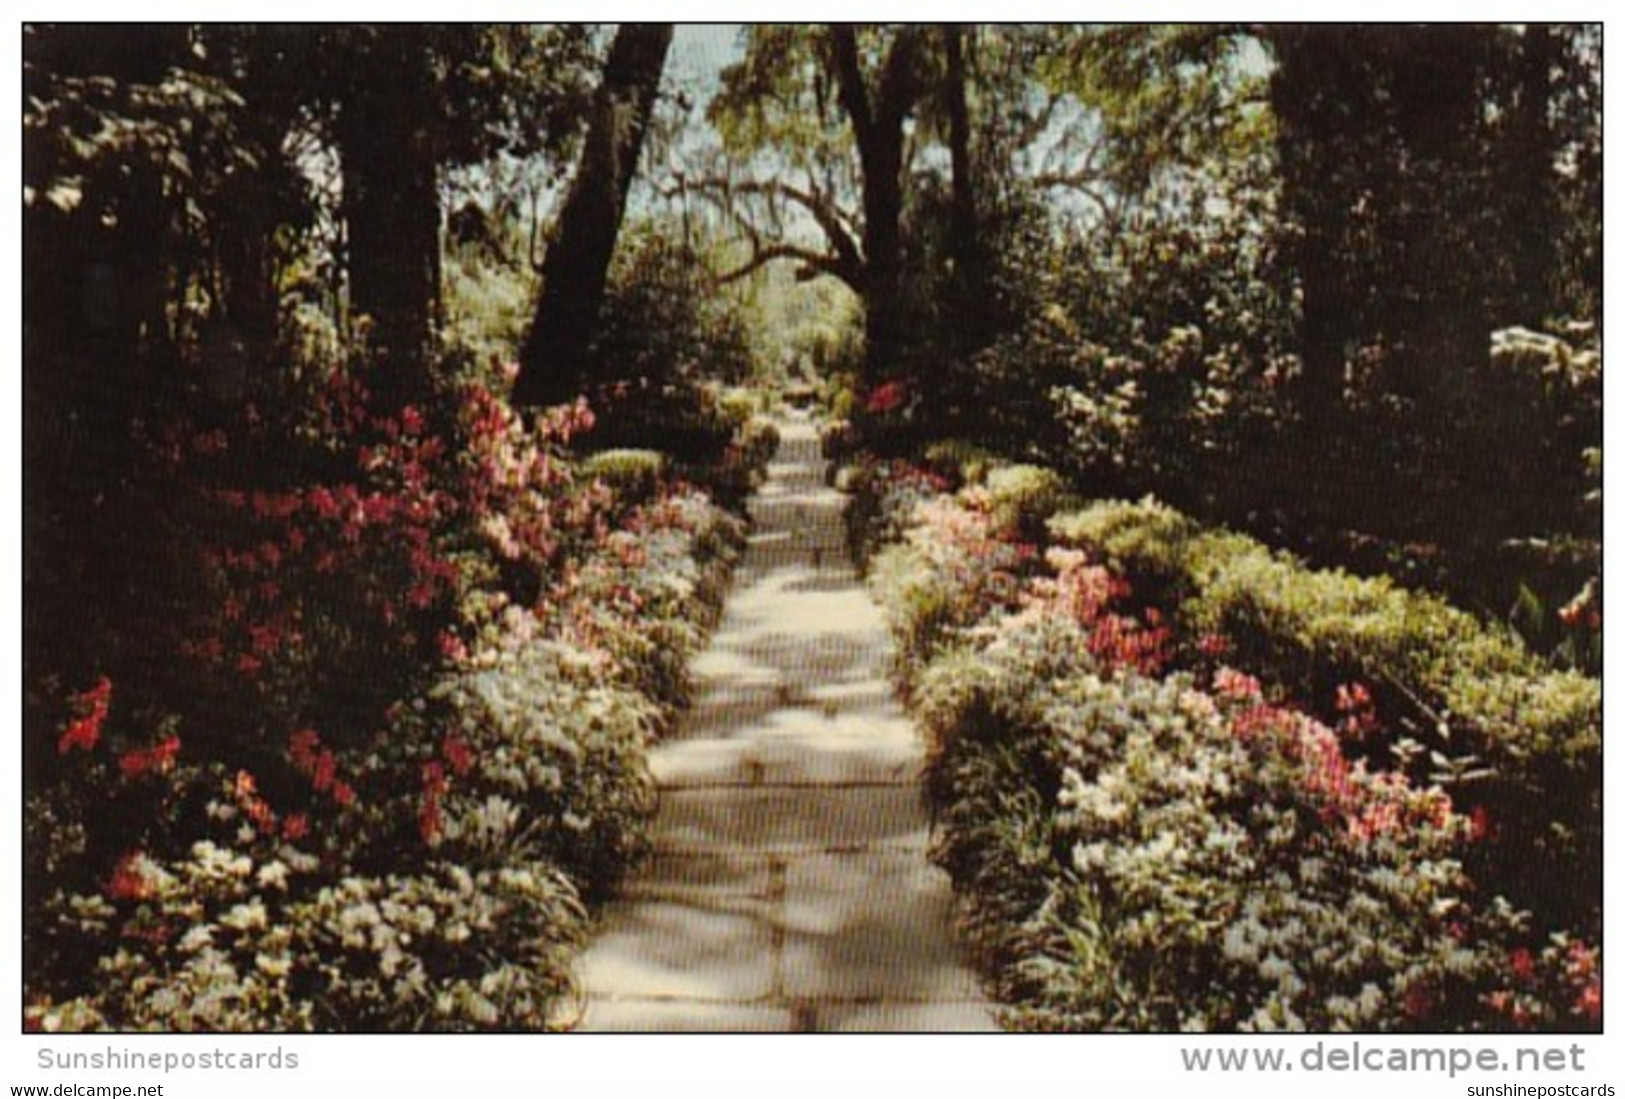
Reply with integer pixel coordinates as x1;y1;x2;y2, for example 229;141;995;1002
1507;24;1556;325
944;26;977;262
1269;27;1349;431
512;23;673;409
942;23;986;358
860;132;906;380
338;28;440;412
214;101;287;382
828;26;923;385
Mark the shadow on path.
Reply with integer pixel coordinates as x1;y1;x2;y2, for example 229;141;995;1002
569;411;996;1033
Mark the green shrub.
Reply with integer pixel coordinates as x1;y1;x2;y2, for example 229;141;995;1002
430;639;659;899
25;461;747;1032
983;464;1068;540
581;449;667;510
840;458;954;567
1050;498;1599;761
442;251;536;368
871;543;966;676
27;834;588;1032
1050;497;1601;935
922;438;1004;486
917;633;1523;1031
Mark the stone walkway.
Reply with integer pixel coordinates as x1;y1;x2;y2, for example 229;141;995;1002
569;411;996;1032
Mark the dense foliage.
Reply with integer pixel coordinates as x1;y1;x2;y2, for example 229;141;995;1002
23;24;768;1031
24;22;1600;1035
850;452;1600;1032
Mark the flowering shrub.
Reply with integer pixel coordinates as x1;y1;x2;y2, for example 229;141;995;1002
840;457;955;567
870;494;1034;677
920;438;1002;487
425;639;659;896
1050;496;1601;939
25;346;761;1030
583;449;668;515
542;490;745;715
982;464;1069;541
918;631;1583;1031
27;833;586;1032
864;379;909;415
850;452;1600;1033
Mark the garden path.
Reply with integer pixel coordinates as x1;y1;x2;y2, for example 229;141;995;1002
568;409;996;1032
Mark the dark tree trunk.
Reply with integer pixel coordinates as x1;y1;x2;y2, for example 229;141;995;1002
512;23;673;409
1507;24;1557;325
1269;27;1353;431
214;102;288;384
942;23;986;358
861;135;906;380
218;196;277;346
1390;28;1491;401
944;25;977;263
337;28;441;412
24;24;186;454
829;26;923;384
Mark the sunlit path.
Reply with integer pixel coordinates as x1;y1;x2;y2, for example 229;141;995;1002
569;410;996;1032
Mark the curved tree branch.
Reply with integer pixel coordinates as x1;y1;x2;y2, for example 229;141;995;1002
678;172;867;290
716;241;859;287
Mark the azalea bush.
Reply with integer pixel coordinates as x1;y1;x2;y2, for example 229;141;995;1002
920;628;1598;1032
29;835;588;1033
1050;496;1602;940
850;454;1601;1033
869;491;1037;678
25;340;758;1031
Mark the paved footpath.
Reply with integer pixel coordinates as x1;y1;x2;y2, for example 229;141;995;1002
569;410;997;1032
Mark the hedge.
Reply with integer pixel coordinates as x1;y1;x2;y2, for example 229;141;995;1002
1049;498;1600;936
856;462;1601;1032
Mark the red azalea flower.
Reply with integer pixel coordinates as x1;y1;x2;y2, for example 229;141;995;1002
108;851;155;902
57;676;112;754
1577;980;1602;1022
444;735;473;777
1335;682;1373;712
289;728;321;772
437;631;468;662
118;735;180;779
864;381;908;414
